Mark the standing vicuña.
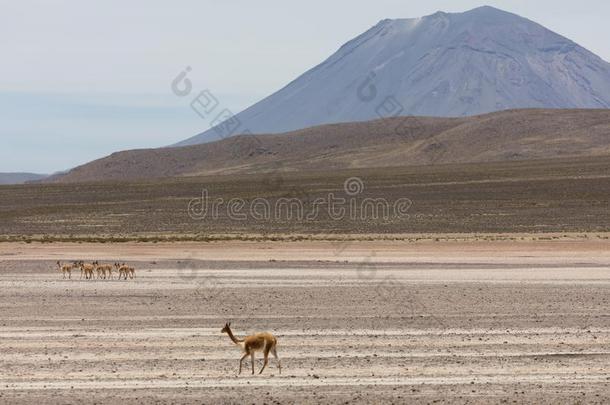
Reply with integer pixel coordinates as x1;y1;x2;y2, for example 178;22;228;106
93;261;113;280
56;261;73;279
114;263;135;280
221;322;281;375
78;261;95;280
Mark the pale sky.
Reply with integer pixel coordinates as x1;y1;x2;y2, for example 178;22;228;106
1;0;609;173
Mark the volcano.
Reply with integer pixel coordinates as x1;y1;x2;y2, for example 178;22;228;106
177;6;610;146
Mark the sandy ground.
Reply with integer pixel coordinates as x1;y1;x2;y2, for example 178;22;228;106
0;240;609;404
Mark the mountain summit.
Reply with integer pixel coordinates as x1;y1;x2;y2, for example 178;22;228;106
178;6;610;146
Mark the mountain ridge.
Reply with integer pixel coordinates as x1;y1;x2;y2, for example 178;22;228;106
0;173;48;185
46;109;610;184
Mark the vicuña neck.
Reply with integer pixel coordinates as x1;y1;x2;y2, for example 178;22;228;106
226;328;242;344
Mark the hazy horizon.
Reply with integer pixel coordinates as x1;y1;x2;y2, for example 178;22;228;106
2;0;609;173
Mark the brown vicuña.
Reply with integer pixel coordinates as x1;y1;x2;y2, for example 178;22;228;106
221;322;281;375
78;261;95;280
93;261;113;280
56;261;74;279
114;263;135;280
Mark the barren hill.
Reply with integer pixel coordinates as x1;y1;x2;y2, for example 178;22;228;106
48;109;610;184
0;172;47;185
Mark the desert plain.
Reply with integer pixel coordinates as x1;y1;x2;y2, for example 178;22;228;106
0;239;608;404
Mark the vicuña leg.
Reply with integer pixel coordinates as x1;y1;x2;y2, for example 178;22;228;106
239;352;249;375
272;346;281;374
259;345;271;374
250;352;255;375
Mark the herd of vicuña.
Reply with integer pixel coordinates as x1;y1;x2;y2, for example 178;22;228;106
56;261;135;280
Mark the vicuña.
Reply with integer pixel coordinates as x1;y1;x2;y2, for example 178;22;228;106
221;322;281;375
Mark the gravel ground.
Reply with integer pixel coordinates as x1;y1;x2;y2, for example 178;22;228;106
0;241;609;404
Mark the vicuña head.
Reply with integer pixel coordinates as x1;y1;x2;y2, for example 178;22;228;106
221;322;281;375
221;322;233;335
